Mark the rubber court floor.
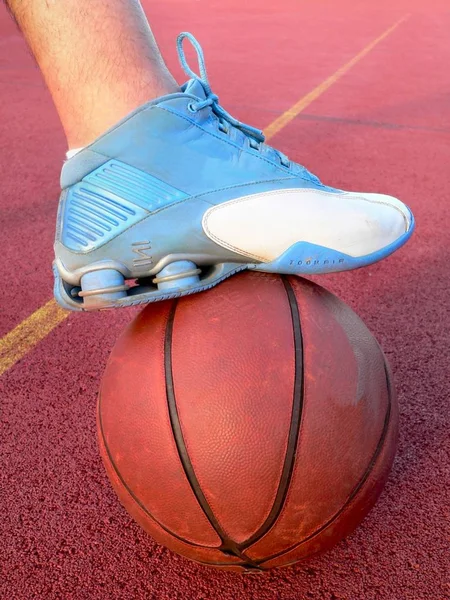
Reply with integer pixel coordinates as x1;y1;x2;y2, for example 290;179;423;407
1;1;449;598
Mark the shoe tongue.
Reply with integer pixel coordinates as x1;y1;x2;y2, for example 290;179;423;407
182;78;207;100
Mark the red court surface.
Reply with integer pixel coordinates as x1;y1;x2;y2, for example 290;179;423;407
1;1;449;598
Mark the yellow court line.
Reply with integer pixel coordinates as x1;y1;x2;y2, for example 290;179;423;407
0;299;68;377
0;14;409;377
265;14;410;140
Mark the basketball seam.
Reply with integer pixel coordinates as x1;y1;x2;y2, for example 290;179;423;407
164;300;264;570
97;391;216;549
258;361;394;566
239;276;304;549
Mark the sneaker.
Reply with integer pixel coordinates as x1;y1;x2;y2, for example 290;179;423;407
53;32;414;310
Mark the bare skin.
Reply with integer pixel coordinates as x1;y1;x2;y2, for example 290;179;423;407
5;0;179;148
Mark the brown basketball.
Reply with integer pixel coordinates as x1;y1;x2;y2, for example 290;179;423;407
97;272;398;572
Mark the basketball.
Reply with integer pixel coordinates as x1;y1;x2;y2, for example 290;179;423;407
97;273;398;572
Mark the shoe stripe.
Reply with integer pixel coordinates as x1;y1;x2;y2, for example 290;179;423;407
62;183;148;252
84;159;188;212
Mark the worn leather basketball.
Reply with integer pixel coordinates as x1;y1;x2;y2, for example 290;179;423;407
97;272;398;572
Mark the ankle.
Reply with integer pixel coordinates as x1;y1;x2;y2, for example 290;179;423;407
64;75;179;150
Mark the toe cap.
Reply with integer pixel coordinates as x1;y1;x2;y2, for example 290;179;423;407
358;192;413;232
347;192;413;255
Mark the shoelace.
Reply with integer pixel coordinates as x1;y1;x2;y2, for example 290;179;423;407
177;32;292;169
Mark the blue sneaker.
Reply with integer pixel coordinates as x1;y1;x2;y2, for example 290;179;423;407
54;32;414;311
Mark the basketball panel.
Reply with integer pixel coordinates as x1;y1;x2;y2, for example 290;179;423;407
170;273;296;544
246;278;390;560
98;302;221;547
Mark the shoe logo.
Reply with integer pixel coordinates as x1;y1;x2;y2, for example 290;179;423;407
289;258;345;266
132;240;153;268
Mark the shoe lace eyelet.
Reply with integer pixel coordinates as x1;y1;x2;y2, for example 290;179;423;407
217;120;229;135
187;102;198;113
